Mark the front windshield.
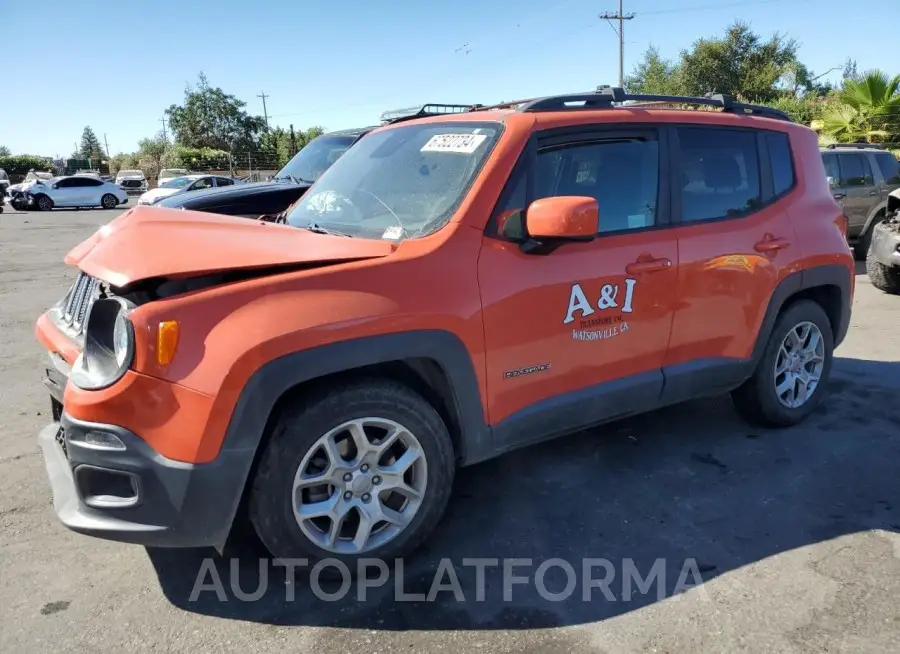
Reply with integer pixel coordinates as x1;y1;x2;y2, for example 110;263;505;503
285;122;501;240
275;134;358;183
160;176;192;189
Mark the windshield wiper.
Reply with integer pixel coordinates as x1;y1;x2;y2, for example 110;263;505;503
301;222;353;237
274;173;314;184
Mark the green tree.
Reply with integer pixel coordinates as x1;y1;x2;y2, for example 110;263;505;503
677;22;798;103
165;72;266;151
80;126;104;162
137;132;169;179
624;46;685;95
0;145;10;157
821;69;900;143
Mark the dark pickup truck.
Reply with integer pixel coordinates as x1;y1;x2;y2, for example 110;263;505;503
155;104;477;218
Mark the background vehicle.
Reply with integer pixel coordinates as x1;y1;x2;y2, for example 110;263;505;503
158;168;188;186
74;170;101;180
0;168;7;212
866;188;900;294
137;174;243;205
25;175;128;210
155;104;476;218
35;88;853;573
115;169;148;194
821;143;900;258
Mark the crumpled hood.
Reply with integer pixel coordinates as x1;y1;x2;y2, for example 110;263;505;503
64;205;395;288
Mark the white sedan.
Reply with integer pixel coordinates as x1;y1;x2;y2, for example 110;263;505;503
137;174;241;205
25;176;129;211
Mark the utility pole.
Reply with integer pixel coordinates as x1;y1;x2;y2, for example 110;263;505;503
159;116;168;143
103;133;111;158
599;0;635;87
257;91;270;130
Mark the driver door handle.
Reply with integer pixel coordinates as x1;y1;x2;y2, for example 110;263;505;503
626;257;672;274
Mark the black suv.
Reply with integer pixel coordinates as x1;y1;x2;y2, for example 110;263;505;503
155;104;477;218
821;143;900;258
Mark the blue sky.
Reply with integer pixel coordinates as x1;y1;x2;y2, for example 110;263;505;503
3;0;895;157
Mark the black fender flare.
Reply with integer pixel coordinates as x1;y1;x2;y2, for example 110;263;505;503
750;263;853;366
213;330;492;543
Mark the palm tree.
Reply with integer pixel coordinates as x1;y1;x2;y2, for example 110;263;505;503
821;69;900;143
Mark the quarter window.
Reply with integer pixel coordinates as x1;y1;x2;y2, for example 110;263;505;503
215;177;234;187
533;139;659;233
766;132;795;196
677;127;761;222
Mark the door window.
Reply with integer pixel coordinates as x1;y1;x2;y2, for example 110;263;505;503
677;127;761;222
215;177;234;187
533;139;659;233
189;178;214;191
836;153;873;187
823;154;840;183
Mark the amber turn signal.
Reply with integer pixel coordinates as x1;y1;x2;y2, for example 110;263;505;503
157;320;179;366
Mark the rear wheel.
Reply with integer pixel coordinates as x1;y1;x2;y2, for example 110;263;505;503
101;193;118;209
732;299;833;427
35;194;53;211
249;379;455;575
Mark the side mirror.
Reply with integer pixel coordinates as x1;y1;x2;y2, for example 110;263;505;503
826;176;836;188
51;183;58;189
522;196;598;253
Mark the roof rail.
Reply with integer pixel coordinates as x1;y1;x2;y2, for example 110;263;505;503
824;142;884;150
380;103;479;124
511;86;793;122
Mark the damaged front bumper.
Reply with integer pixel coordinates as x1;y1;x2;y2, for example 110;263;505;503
869;221;900;269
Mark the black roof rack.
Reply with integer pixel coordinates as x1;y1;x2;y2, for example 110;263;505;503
492;86;793;122
824;142;884;150
380;103;479;124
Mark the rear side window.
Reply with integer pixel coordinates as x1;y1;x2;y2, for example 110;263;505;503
766;132;795;196
836;153;873;187
677;127;761;222
874;152;900;184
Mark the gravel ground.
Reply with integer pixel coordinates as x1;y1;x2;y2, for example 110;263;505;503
1;205;899;653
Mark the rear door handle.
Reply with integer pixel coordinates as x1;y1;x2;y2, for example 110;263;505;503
754;237;791;253
626;257;672;274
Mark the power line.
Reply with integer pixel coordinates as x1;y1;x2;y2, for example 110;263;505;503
599;0;635;88
257;91;270;130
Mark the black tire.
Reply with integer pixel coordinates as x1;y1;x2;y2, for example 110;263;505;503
249;378;455;576
866;245;900;294
731;299;834;428
101;193;117;209
854;214;884;260
35;194;53;211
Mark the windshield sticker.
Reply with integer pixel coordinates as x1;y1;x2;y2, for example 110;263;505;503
382;224;404;240
420;133;488;154
563;279;637;342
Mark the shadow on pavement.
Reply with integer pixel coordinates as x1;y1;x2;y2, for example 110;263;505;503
148;356;900;629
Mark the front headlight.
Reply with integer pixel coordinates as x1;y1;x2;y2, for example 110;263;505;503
71;297;135;390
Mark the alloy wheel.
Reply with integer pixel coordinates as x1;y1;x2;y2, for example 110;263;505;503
291;417;428;554
774;321;825;409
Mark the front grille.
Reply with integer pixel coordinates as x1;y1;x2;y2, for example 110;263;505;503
60;272;99;336
120;180;143;188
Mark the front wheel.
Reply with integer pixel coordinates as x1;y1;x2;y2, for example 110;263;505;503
732;299;833;427
249;379;456;575
866;246;900;294
35;194;54;211
101;193;118;209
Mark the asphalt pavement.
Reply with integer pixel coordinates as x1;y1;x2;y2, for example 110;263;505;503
1;205;899;653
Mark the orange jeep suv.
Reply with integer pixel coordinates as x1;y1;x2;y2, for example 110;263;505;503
35;88;854;570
